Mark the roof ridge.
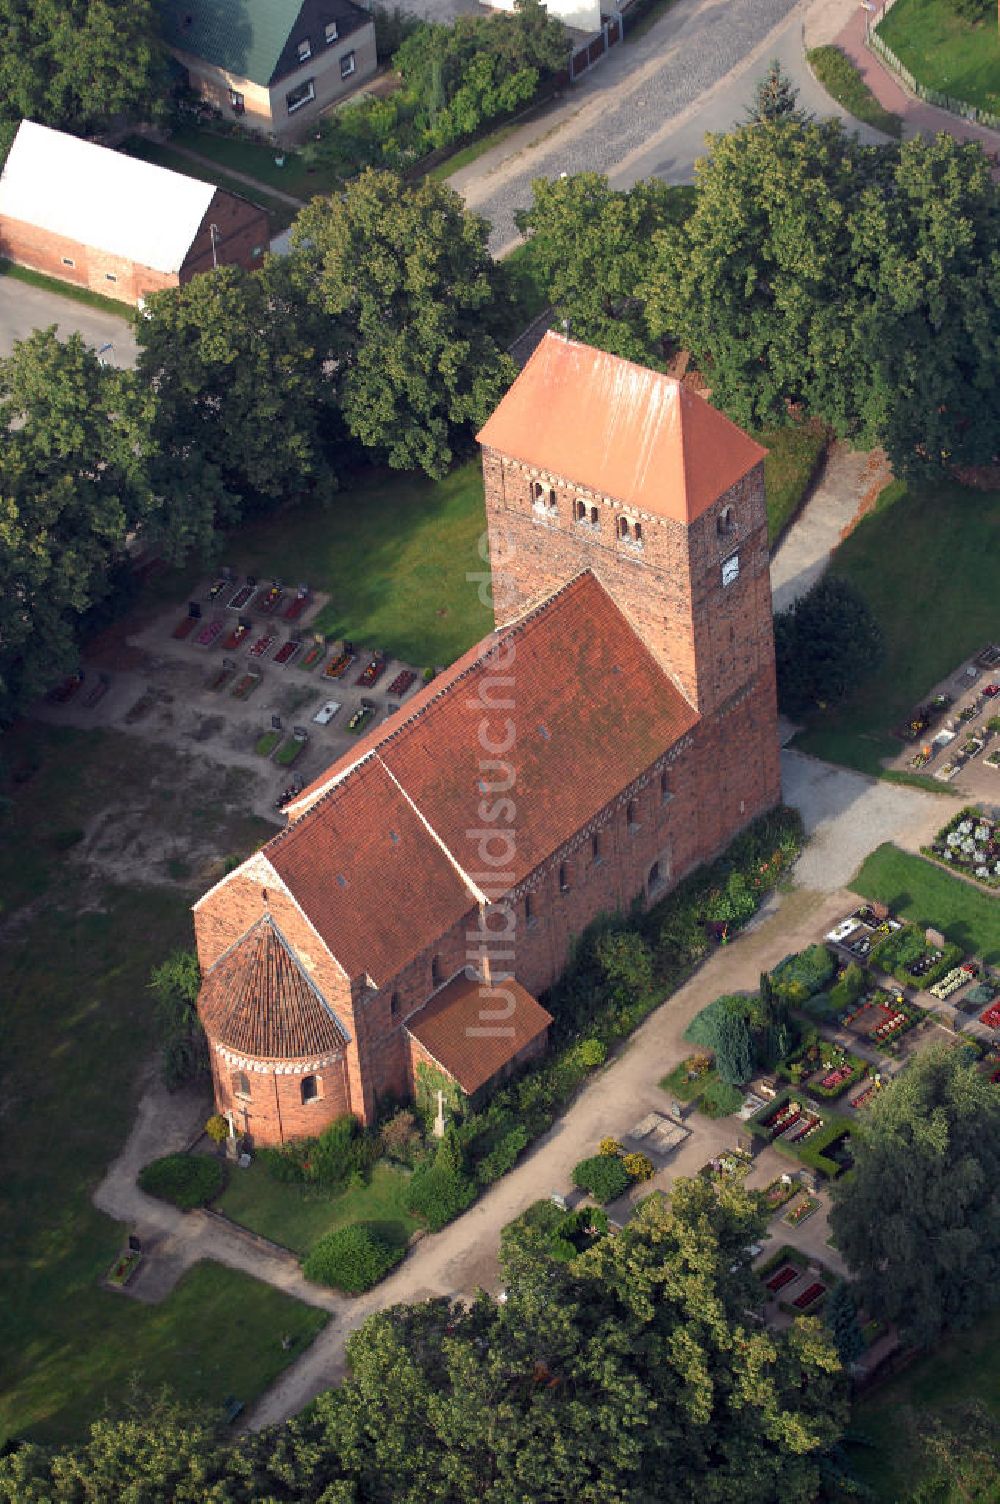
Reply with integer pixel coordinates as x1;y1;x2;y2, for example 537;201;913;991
376;755;489;907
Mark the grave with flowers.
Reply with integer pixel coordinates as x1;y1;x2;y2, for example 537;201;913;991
924;806;1000;891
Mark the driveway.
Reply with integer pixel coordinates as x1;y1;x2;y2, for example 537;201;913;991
0;276;137;367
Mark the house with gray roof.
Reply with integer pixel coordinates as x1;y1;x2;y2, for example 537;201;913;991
160;0;376;140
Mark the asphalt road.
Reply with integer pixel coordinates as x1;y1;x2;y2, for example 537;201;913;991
0;276;137;366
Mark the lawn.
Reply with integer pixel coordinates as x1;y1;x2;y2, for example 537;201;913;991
848;1303;1000;1499
806;45;903;136
850;843;1000;964
170;123;340;199
755;419;828;546
0;257;130;317
0;723;323;1444
121;137;296;234
792;477;1000;775
235;461;492;669
218;1162;421;1256
877;0;1000;116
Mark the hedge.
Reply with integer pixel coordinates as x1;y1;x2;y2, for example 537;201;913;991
303;1223;405;1292
138;1153;224;1210
571;1154;631;1204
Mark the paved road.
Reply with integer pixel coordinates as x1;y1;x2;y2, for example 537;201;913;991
0;276;137;366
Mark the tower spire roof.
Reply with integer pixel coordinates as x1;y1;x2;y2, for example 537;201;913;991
476;332;767;524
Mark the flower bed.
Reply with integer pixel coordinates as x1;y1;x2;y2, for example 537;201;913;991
172;615;197;640
231;671;262;700
208;575;231;601
763;1176;799;1212
783;1195;819;1228
227;583;254;611
792;1280;826;1310
274;639;302;667
870;923;963;990
843;993;919;1044
300;642;325;672
355;655;387;688
255;584;284;614
255;730;281;757
223;623;249;651
194;619;224;648
249;632;275;659
387;669;417;697
850;1082;880;1112
895;693;951;742
283;590;312;622
812;1056;867;1098
765;1263;799;1294
105;1249;142;1288
324;650;355;679
924;808;1000;890
347;700;376;735
275;735;307;767
207;665;235;693
980;1001;1000;1030
929;963;978;1002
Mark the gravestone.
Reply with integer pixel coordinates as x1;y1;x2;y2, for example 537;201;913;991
271;714;282;731
925;927;946;950
127;1233;142;1254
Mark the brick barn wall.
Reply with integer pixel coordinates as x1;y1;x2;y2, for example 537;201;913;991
0;216;178;304
181;189;271;279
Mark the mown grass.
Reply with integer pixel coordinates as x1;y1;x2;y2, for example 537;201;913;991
0;257;130;317
170;123;339;198
877;0;1000;115
848;1304;1000;1500
850;842;1000;964
427;123;519;181
0;724;319;1444
236;460;492;668
218;1162;421;1256
807;45;903;136
793;478;1000;775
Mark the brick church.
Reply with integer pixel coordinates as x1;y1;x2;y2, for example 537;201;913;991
194;334;781;1144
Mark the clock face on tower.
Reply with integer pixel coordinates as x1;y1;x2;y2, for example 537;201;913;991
721;553;740;588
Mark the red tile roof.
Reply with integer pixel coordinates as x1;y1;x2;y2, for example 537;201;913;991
271;571;698;986
406;973;552;1094
198;915;349;1060
476;332;767;524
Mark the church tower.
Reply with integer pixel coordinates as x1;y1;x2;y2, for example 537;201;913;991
477;332;775;720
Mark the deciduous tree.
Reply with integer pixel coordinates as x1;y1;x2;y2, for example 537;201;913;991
830;1047;1000;1348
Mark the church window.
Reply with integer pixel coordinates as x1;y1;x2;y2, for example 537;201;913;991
390;991;401;1018
559;861;570;892
233;1071;251;1099
660;770;670;803
590;505;599;525
626;798;639;832
618;516;630;540
574;500;586;522
431;955;443;987
592;831;602;863
717;505;736;538
722;553;740;588
301;1073;320;1103
525;893;535;925
633;521;643;546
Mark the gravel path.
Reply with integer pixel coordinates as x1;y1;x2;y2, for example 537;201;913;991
459;0;800;250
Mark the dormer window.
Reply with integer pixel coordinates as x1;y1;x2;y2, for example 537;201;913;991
324;20;338;42
296;37;312;61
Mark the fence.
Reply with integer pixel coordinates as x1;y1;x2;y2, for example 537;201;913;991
866;0;1000;133
569;15;622;82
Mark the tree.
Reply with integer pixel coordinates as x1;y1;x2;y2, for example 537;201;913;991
0;0;167;146
135;258;338;556
714;1008;755;1086
291;170;515;476
911;1401;1000;1503
830;1047;1000;1348
149;949;206;1089
311;1179;846;1502
852;132;1000;474
774;574;883;716
746;60;810;124
643;119;875;433
594;928;654;1006
0;329;154;717
514;173;691;363
823;1280;865;1368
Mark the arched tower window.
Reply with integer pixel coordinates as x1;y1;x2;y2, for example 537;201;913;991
592;831;602;862
559;861;570;892
301;1073;320;1103
590;505;599;525
525;892;535;925
618;516;630;540
633;521;643;545
233;1070;251;1099
574;499;586;522
717;505;736;537
390;991;401;1018
431;955;443;987
660;770;670;803
626;799;638;831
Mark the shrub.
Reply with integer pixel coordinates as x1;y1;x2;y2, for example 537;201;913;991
774;575;883;716
407;1162;476;1231
622;1152;654;1182
139;1153;223;1209
149;949;207;1090
205;1114;229;1146
475;1125;528;1185
599;1137;623;1157
685;993;753;1050
571;1154;631;1203
714;1010;755;1086
770;944;836;1001
705;871;757;926
830;962;865;1012
380;1108;420;1163
310;1114;367;1187
303;1223;404;1293
577;1038;607;1068
699;1077;745;1118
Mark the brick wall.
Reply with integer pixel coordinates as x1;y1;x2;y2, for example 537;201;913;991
210;1041;352;1146
181;189;270;280
0;216;179;304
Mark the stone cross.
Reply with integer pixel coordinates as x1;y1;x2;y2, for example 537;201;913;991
432;1089;446;1139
